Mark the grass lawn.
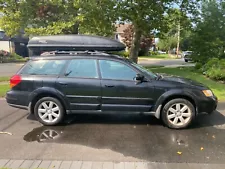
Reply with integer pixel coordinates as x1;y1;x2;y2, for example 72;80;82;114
0;76;10;97
148;67;225;101
0;84;10;97
139;54;178;59
0;76;10;82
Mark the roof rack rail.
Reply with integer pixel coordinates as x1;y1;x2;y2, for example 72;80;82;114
40;50;110;56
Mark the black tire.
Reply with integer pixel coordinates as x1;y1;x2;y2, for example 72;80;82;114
161;98;195;129
34;97;65;126
184;59;188;62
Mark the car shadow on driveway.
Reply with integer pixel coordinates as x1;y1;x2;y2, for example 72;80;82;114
24;110;225;163
27;110;225;128
193;110;225;129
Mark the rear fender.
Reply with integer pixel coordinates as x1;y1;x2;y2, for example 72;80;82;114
28;87;70;112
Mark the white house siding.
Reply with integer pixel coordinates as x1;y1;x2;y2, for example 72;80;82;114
0;41;10;52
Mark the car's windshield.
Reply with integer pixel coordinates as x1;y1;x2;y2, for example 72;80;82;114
130;62;157;79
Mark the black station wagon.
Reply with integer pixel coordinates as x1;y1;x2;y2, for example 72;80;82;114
6;35;218;129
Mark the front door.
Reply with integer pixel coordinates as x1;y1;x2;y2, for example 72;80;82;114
56;59;101;111
99;59;154;112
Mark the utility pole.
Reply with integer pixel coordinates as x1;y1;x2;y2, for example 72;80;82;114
176;21;180;58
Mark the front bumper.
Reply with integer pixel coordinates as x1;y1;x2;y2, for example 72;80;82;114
184;57;192;61
197;96;218;114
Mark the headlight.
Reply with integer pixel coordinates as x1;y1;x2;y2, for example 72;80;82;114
202;90;213;97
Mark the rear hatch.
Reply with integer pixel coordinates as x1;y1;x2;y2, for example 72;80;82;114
7;59;66;106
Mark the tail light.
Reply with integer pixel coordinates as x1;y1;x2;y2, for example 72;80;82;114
10;75;21;88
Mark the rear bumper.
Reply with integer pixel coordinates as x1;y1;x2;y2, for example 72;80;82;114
8;103;28;110
6;90;29;107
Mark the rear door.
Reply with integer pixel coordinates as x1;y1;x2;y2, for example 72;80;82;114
56;59;101;111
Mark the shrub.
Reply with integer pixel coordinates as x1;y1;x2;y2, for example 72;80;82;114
0;51;24;63
204;58;225;81
203;58;220;71
206;68;225;81
110;51;129;58
149;51;158;56
195;62;203;70
10;53;24;60
0;50;10;57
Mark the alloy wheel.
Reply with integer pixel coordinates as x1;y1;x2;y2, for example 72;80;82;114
167;103;192;127
38;101;60;123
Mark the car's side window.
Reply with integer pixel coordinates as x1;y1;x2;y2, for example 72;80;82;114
20;60;66;75
65;59;98;78
99;60;137;81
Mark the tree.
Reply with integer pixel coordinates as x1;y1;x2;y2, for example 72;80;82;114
121;25;153;56
157;36;177;53
117;0;165;62
0;0;200;63
191;0;225;63
117;0;200;63
180;30;192;51
0;0;117;36
158;8;192;56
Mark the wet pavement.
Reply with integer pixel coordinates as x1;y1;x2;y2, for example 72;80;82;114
0;100;225;163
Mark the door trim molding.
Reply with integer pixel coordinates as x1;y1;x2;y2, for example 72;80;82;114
102;96;152;101
67;95;101;99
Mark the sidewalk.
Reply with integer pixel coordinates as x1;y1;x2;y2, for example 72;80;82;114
1;159;225;169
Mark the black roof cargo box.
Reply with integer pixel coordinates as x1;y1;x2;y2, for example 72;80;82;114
27;35;125;56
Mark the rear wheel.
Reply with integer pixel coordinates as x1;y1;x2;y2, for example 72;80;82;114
34;97;65;126
161;98;195;129
184;59;188;62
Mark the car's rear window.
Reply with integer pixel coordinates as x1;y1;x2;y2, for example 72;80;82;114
20;60;66;75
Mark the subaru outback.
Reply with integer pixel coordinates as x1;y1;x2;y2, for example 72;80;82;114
6;51;218;129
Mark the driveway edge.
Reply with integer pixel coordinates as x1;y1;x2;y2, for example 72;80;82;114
0;159;225;169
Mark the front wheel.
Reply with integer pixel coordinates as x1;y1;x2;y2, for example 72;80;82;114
161;99;195;129
34;97;65;126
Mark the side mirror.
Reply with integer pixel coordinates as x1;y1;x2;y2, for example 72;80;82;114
135;74;144;81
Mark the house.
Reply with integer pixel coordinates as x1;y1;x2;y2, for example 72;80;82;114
0;29;11;52
114;24;131;43
0;30;29;57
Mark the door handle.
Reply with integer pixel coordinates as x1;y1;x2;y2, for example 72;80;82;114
105;85;115;88
58;82;68;86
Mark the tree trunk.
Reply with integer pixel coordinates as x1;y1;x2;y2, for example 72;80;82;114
63;22;79;34
72;22;79;34
176;22;181;58
130;27;142;63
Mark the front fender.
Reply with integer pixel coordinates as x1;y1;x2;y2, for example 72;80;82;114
153;89;198;119
28;87;70;110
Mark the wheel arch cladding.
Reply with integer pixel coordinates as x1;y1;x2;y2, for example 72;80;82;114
154;90;197;119
29;87;69;114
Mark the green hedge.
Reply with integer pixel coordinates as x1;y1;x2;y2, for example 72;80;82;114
0;50;26;63
197;58;225;81
110;51;130;58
